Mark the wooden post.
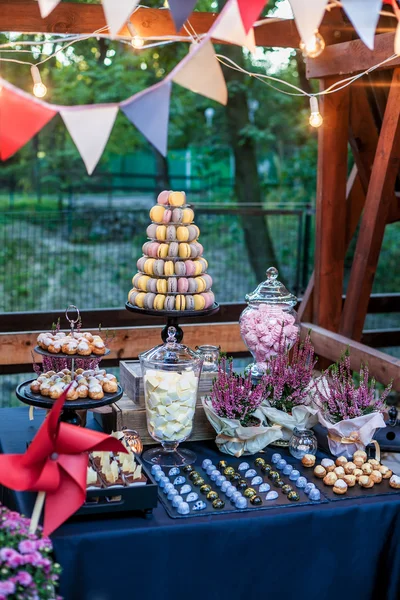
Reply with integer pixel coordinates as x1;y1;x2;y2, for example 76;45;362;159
340;68;400;340
313;79;349;331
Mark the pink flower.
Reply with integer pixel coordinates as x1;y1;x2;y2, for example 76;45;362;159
16;571;32;586
0;581;15;596
22;552;43;567
18;540;37;554
0;548;19;563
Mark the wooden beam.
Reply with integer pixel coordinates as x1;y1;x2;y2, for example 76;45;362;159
307;32;399;79
340;68;400;340
300;323;400;390
313;78;349;331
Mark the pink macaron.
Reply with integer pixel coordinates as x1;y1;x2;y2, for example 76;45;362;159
137;257;147;272
146;242;161;258
177;277;189;293
184;260;196;276
202;274;212;289
201;291;215;308
157;190;171;205
162;209;172;224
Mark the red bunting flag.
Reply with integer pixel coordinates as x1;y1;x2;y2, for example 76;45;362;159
0;82;57;161
0;387;127;535
237;0;266;33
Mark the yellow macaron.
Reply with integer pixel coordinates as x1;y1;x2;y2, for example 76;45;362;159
150;205;165;223
194;261;203;276
194;295;205;310
138;275;151;291
157;279;167;294
169;191;186;207
154;294;166;310
176;226;189;242
135;292;147;308
182;208;194;224
175;295;186;310
179;243;191;258
157;243;169;259
164;261;175;276
144;259;156;275
195;277;206;293
156;225;167;241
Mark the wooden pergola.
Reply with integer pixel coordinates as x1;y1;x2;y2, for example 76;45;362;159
0;1;399;390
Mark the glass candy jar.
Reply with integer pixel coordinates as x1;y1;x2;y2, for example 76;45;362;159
289;427;318;459
195;345;221;372
239;266;299;378
139;327;203;467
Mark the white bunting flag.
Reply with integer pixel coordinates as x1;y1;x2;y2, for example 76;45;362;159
342;0;381;49
289;0;328;46
37;0;61;19
102;0;140;37
212;0;256;53
171;41;228;105
395;22;400;56
61;105;118;175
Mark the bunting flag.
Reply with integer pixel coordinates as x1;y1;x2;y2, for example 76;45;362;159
102;0;140;37
171;41;228;105
121;81;172;156
169;0;199;32
342;0;381;49
60;105;118;175
37;0;62;18
212;0;256;53
0;81;57;161
238;0;266;33
395;22;400;55
289;0;328;46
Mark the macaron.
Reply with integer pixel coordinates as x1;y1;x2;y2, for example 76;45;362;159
135;292;146;308
168;278;177;293
169;191;186;207
153;260;165;277
154;294;166;310
187;225;199;241
144;259;156;275
182;208;194;224
144;293;156;310
146;242;160;258
156;225;167;241
185;295;195;310
196;257;208;272
142;241;152;255
157;244;169;259
164;261;175;276
177;226;189;242
164;296;175;311
201;291;215;308
162;209;173;224
157;279;167;294
146;223;158;239
157;190;171;205
194;294;206;310
166;225;176;242
175;295;186;310
148;278;158;293
202;274;212;289
175;261;186;276
188;278;198;293
193;261;203;276
169;242;179;257
195;277;207;293
190;241;203;256
172;208;183;223
138;275;151;292
128;289;139;305
179;243;191;258
189;243;199;258
137;256;147;272
132;273;141;288
184;260;196;276
177;277;189;293
150;205;165;222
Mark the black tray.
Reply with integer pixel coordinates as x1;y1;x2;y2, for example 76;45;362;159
34;345;110;360
125;302;219;318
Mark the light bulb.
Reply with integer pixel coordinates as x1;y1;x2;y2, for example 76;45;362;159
300;31;325;58
31;65;47;98
131;35;145;49
309;96;323;128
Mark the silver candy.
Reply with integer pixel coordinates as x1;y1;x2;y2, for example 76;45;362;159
251;476;263;486
309;488;321;501
215;475;227;487
186;492;199;503
168;489;178;500
238;462;250;472
266;491;279;501
221;481;231;493
172;495;184;508
296;477;307;489
235;496;247;509
173;476;186;486
304;483;316;495
168;467;180;477
244;469;257;478
277;459;287;470
164;483;174;494
271;453;281;464
289;470;300;481
210;469;220;481
177;502;190;515
206;464;217;475
231;491;242;503
193;500;207;511
259;483;270;493
154;471;165;482
202;459;212;469
151;465;162;474
180;484;192;495
225;485;236;498
283;464;293;476
159;476;169;488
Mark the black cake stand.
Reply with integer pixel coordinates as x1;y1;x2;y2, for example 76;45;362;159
125;302;220;343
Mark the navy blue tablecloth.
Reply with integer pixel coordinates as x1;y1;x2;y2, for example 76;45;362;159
1;407;400;600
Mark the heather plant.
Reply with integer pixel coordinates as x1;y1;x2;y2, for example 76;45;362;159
313;351;391;423
0;503;61;600
264;334;317;413
209;355;268;425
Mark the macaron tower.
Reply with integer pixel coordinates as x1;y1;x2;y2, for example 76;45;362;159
128;190;215;311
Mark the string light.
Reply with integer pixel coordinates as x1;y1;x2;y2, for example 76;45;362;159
127;21;145;49
299;31;325;58
30;65;47;98
309;96;323;128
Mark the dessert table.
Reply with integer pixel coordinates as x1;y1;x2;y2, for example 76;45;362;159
1;408;400;600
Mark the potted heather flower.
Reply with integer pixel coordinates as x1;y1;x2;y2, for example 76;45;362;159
0;503;61;599
202;356;282;457
313;351;391;457
261;334;319;443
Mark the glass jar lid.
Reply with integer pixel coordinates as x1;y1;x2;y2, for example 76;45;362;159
139;326;202;367
245;266;297;307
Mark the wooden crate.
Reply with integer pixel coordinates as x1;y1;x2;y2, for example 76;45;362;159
92;394;215;445
120;360;215;408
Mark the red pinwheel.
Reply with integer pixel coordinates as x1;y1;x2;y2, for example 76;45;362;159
0;387;128;535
